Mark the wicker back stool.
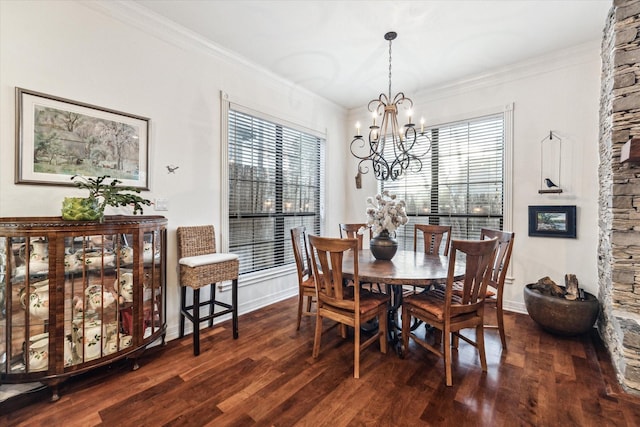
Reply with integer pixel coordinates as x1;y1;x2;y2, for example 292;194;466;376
177;225;239;356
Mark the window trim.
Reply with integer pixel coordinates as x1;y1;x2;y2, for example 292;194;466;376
220;90;325;279
381;102;513;244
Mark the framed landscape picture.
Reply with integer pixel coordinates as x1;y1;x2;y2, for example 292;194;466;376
15;87;150;189
528;205;577;238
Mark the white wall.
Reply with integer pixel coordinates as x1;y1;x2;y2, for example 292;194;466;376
0;1;348;339
0;0;602;331
347;42;602;312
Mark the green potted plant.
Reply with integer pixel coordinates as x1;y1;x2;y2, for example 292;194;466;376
61;175;152;222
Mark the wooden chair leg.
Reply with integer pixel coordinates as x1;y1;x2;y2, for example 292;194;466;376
444;325;452;386
232;278;238;339
193;288;200;356
297;294;304;330
209;283;216;328
497;301;507;350
477;324;487;372
379;308;387;354
312;312;323;358
401;306;410;353
179;286;186;338
434;328;442;346
339;324;347;339
354;320;361;379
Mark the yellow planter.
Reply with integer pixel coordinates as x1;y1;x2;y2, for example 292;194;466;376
61;197;103;221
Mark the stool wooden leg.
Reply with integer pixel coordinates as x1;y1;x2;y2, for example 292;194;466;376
232;278;238;339
179;286;186;338
209;283;216;328
193;288;200;356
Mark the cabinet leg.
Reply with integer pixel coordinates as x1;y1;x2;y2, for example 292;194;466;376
44;379;65;402
50;386;60;402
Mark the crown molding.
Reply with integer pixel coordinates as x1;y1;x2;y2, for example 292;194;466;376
412;39;602;104
82;1;343;111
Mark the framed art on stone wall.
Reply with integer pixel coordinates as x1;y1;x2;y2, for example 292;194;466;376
528;205;577;238
15;87;150;189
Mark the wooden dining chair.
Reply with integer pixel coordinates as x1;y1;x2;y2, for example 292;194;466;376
413;224;452;255
409;224;452;294
290;226;317;330
339;223;381;293
401;237;498;386
307;234;389;379
479;228;515;350
339;223;371;249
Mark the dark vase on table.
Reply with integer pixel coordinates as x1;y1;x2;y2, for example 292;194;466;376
369;230;398;260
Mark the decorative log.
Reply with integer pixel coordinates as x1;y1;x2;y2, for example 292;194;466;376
531;276;565;297
565;274;579;301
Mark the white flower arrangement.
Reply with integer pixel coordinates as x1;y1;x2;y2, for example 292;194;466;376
360;190;409;236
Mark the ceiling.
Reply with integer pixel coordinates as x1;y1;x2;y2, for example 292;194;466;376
132;0;611;110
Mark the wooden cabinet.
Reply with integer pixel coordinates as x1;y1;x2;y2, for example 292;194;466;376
0;216;167;401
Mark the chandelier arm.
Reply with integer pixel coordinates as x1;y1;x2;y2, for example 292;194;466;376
350;136;378;160
409;131;433;158
357;159;370;175
392;92;412;107
369;95;389;114
402;126;418;152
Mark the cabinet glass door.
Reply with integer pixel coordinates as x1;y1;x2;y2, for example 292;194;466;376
0;237;7;372
142;231;162;340
5;236;50;374
63;233;128;367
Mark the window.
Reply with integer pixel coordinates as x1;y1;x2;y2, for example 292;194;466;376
383;111;508;250
226;107;322;275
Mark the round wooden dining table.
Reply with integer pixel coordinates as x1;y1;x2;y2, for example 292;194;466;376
342;249;462;287
342;249;465;353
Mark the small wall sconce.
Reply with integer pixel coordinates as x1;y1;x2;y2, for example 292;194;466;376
620;138;640;163
355;171;362;189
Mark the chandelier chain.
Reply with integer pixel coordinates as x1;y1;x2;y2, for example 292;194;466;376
388;37;392;99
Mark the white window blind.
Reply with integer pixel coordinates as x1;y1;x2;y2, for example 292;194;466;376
383;112;505;250
228;109;322;274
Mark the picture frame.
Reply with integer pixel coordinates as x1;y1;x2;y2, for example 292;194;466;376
15;87;150;189
528;205;577;238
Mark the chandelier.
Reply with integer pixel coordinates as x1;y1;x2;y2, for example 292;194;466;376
350;31;431;181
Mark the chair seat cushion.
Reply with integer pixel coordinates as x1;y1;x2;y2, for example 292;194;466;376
359;291;389;314
405;288;463;321
302;276;315;288
320;287;385;314
179;253;239;268
449;281;496;298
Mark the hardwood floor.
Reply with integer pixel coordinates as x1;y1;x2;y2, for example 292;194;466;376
2;296;640;426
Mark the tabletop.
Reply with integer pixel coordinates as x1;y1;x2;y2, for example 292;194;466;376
342;249;464;287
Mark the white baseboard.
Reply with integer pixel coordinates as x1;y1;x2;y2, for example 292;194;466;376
504;300;527;314
165;287;298;341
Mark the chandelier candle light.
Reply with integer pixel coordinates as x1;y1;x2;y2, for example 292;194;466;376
350;31;431;181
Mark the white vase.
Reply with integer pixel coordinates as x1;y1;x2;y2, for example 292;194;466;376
29;335;49;371
83;320;102;360
114;272;134;302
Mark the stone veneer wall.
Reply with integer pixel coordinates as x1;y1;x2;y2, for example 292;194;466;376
599;0;640;394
